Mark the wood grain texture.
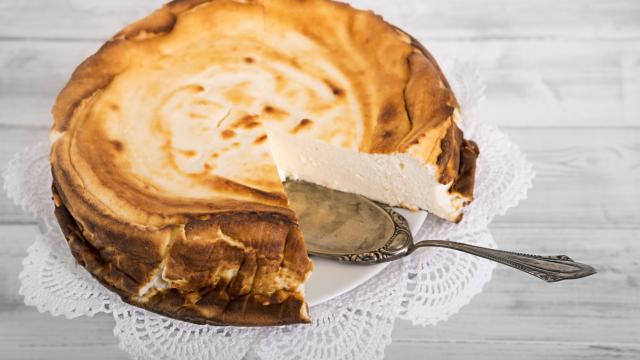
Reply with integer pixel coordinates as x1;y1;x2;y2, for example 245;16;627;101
388;225;640;359
384;342;640;360
392;226;640;344
2;0;640;40
0;0;638;359
494;127;640;227
429;40;640;128
0;225;125;359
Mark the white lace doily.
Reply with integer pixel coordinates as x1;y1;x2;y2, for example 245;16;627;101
3;60;533;360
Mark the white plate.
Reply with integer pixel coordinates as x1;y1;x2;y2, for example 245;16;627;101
305;208;427;306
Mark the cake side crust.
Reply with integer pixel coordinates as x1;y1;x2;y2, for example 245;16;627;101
53;180;311;326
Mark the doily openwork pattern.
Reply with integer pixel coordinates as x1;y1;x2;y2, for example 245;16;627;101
3;60;534;360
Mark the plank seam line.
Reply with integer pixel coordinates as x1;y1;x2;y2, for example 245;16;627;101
0;220;39;226
391;339;640;347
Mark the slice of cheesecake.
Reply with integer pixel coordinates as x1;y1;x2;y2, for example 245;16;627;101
267;122;478;222
49;0;478;326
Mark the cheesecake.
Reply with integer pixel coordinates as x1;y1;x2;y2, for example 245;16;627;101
50;0;479;326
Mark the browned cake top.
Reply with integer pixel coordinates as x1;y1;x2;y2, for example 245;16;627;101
50;0;478;326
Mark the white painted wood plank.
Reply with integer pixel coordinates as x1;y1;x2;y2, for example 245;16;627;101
0;224;127;359
492;127;640;227
1;0;640;40
0;0;164;40
0;313;126;360
0;41;99;128
428;40;640;128
385;341;640;360
1;126;638;226
392;226;640;345
1;40;639;128
0;225;38;310
0;223;119;359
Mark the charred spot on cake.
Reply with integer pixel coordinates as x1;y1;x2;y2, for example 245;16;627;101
262;105;289;119
232;115;261;130
290;119;313;134
379;104;397;124
189;84;205;93
288;57;302;69
243;57;255;64
178;149;197;158
451;139;480;200
111;140;124;152
382;130;393;139
244;120;261;130
254;134;268;144
436;126;464;185
436;126;455;168
221;129;236;140
324;79;344;97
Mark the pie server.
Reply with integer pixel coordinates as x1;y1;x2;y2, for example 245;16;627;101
284;180;596;282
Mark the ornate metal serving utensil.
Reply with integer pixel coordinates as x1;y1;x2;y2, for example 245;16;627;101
284;180;596;283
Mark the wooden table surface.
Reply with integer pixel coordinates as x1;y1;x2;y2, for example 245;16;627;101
1;1;639;359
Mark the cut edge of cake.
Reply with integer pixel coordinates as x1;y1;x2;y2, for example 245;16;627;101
265;117;477;222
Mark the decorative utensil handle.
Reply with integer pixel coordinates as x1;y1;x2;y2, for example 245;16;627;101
411;240;596;282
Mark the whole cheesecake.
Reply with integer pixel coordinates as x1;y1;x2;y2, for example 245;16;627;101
50;0;479;326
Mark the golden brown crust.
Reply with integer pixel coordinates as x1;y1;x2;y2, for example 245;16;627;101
53;182;310;326
50;0;478;326
399;36;478;207
451;139;480;205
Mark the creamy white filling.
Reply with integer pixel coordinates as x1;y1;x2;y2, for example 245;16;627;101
266;125;462;220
